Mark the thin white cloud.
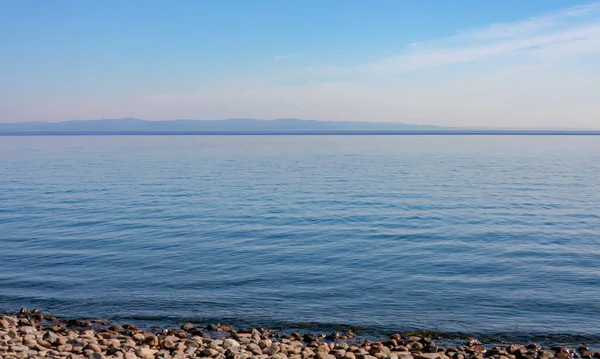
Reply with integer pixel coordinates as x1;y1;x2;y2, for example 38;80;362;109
366;25;600;74
362;2;600;74
241;3;600;82
268;55;292;61
467;2;600;40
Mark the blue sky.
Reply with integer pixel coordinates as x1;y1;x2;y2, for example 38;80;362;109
1;0;600;127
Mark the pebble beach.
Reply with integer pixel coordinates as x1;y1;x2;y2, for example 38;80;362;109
2;309;599;359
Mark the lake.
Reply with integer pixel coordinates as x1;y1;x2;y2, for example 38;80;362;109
1;135;599;342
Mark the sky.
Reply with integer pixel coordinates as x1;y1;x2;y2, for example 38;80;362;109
1;0;600;128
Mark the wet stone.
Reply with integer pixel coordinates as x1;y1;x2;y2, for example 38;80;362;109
207;324;219;331
3;310;600;359
109;325;124;332
407;343;424;352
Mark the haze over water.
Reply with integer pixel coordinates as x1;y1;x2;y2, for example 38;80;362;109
1;135;600;340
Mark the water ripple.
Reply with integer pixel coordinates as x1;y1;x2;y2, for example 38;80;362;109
1;135;600;337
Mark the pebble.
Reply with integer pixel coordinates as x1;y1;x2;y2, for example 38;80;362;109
224;338;241;350
1;309;600;359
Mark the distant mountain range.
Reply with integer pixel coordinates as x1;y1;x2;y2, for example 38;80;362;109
0;118;596;133
0;118;441;132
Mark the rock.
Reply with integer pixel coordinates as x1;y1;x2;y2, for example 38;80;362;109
383;340;398;348
67;319;91;327
185;339;200;348
248;343;264;355
259;340;274;349
109;325;124;332
414;353;448;359
37;339;52;349
155;350;172;359
11;344;27;352
223;339;241;350
317;343;331;352
369;346;391;356
144;335;159;347
467;346;486;355
466;340;480;347
336;343;350;351
57;343;73;352
5;312;600;359
23;339;38;349
303;334;317;342
486;349;507;356
201;348;220;357
43;330;61;344
207;324;219;331
86;343;102;352
407;343;424;352
316;353;337;359
264;345;281;355
509;346;527;355
137;347;157;359
19;326;37;334
132;333;145;343
163;338;177;350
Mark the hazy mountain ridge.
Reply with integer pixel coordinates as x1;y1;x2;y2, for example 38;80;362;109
0;118;595;133
0;118;443;132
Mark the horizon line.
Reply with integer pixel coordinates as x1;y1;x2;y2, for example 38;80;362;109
2;130;600;136
0;118;597;131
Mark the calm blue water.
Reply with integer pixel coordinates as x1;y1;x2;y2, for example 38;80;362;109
1;135;600;339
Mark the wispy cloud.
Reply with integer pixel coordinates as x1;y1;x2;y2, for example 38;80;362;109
467;2;600;40
268;55;293;61
243;3;600;82
362;2;600;74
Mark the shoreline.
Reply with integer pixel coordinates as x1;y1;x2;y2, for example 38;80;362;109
2;309;600;359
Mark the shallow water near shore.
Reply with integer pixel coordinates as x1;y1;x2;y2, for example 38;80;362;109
1;135;600;342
